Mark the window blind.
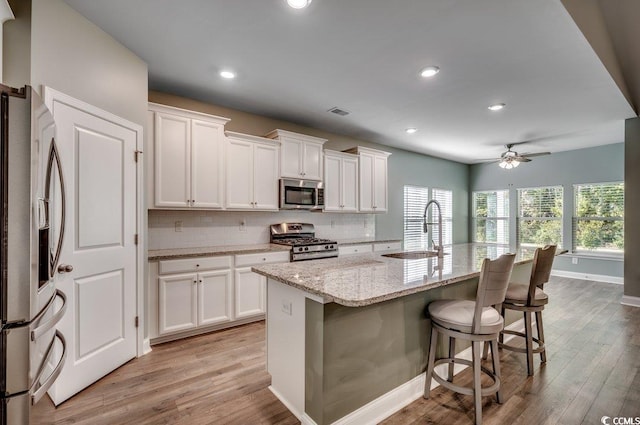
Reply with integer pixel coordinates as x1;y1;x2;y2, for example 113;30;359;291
573;182;624;254
518;186;563;247
404;186;429;250
432;188;453;246
472;190;509;244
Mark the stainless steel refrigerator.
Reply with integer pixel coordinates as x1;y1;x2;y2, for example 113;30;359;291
1;85;67;424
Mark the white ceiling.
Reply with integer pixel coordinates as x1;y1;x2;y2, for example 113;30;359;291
63;0;636;164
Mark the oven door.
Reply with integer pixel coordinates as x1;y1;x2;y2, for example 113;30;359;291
279;179;322;210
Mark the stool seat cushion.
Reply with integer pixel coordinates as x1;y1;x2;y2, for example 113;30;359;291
428;300;504;334
504;283;548;306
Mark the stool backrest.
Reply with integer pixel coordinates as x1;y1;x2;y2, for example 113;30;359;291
473;253;516;333
527;244;556;304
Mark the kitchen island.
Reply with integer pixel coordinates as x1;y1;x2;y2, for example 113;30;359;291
252;243;555;425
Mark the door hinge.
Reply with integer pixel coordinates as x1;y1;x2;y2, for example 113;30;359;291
134;234;139;245
134;150;143;162
135;316;139;328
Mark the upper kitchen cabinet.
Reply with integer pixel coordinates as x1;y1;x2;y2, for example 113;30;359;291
149;103;230;209
225;132;280;211
265;129;327;181
324;150;358;212
344;146;391;213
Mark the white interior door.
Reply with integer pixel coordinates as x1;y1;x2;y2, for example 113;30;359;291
46;97;138;405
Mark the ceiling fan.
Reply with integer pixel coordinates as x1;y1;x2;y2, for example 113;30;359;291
488;143;551;169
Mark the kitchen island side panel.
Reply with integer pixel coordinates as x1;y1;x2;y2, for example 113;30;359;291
305;261;532;425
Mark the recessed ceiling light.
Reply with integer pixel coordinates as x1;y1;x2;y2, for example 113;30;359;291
420;66;440;78
287;0;312;9
488;103;506;111
219;70;236;79
405;128;418;134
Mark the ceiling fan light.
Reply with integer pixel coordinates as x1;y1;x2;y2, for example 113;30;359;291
499;160;508;169
287;0;312;9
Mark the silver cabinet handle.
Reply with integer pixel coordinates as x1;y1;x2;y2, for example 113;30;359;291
31;289;67;342
31;330;67;405
44;138;66;279
58;264;73;273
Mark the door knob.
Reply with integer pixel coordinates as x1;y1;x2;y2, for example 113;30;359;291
57;264;74;273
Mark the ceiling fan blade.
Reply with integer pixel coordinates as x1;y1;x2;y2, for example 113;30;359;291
514;156;532;162
475;158;502;163
520;151;551;158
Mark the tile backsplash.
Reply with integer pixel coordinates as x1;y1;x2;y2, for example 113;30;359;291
148;210;376;250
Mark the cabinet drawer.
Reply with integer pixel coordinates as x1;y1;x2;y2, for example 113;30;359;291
158;256;232;274
235;251;290;267
338;244;373;255
373;242;402;252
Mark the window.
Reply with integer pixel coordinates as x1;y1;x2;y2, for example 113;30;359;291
432;188;453;246
404;186;429;250
573;182;624;255
473;190;509;244
518;186;563;247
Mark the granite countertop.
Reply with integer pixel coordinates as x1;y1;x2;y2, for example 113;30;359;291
148;243;291;261
335;238;402;246
252;243;561;307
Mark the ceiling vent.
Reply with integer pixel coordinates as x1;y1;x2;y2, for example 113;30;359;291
328;107;350;116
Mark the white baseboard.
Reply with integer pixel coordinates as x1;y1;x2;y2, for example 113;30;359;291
269;385;307;424
142;338;152;355
551;270;623;285
286;319;526;425
621;295;640;308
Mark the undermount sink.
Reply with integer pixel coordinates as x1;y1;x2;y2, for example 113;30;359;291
382;251;448;260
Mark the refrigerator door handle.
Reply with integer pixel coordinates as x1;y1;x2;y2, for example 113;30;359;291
30;330;67;405
44;137;66;278
30;289;67;342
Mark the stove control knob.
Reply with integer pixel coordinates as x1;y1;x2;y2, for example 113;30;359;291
325;245;329;249
304;247;309;251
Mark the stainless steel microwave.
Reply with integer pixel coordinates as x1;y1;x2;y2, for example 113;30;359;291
279;178;324;210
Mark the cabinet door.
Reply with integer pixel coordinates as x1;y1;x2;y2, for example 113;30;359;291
235;267;266;319
373;155;388;212
323;155;342;211
155;112;191;208
191;119;223;208
225;137;254;209
303;142;323;180
280;137;303;178
359;153;374;212
253;143;279;210
158;273;197;335
198;270;233;326
341;156;359;212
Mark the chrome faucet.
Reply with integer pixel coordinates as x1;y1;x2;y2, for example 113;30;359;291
423;199;444;258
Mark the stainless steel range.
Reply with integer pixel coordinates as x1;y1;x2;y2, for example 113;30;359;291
270;223;338;262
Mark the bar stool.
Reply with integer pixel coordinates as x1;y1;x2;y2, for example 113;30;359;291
424;253;516;425
499;245;556;376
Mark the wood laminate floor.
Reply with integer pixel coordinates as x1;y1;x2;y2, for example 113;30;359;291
32;277;640;425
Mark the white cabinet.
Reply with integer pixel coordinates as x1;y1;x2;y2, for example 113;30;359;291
225;132;280;210
344;146;391;213
338;244;373;256
324;150;359;212
157;257;233;336
150;103;229;209
234;251;290;319
265;129;327;181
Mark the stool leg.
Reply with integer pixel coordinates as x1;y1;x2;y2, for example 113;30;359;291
424;326;438;399
448;336;456;382
524;311;534;376
482;341;489;360
499;305;506;344
472;341;483;425
535;311;546;363
490;339;503;404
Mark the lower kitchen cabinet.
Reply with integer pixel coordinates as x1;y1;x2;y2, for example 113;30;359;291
158;269;232;336
149;250;289;344
234;267;266;319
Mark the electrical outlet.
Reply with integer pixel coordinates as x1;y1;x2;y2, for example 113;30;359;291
281;300;292;316
175;221;183;232
572;257;579;265
239;219;247;232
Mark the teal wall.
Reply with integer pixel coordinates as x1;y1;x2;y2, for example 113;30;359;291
373;147;469;243
469;143;624;278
